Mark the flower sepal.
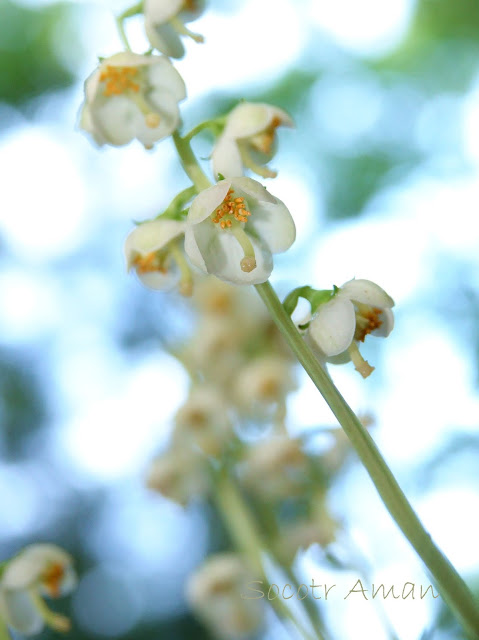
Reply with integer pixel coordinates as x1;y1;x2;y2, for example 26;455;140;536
283;285;337;324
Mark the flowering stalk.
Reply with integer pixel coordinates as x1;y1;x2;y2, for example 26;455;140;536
255;280;479;639
170;124;479;639
0;621;10;640
214;470;322;640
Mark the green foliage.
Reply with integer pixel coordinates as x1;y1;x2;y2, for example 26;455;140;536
0;0;80;105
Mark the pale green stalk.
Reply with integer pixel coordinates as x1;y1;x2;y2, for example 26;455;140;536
255;280;479;639
214;472;321;640
0;621;10;640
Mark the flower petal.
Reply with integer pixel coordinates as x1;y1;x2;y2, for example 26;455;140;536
190;220;273;285
308;297;356;357
184;225;207;271
372;308;394;338
187;181;232;224
223;103;293;139
137;266;180;290
211;136;243;179
245;196;295;254
144;0;184;23
0;589;44;634
340;279;394;308
146;56;187;100
230;177;276;204
125;220;186;267
146;21;185;58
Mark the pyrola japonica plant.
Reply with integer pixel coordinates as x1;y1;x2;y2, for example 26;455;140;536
2;3;478;640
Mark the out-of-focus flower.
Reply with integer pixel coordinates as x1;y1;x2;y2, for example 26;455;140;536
185;178;295;285
187;553;264;640
0;544;76;635
125;219;193;295
146;447;211;505
173;385;233;456
212;102;293;179
274;508;338;565
307;279;394;378
80;52;186;148
144;0;206;59
241;436;309;500
234;355;296;417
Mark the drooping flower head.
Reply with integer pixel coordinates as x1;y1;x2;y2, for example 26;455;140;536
212;102;293;179
146;447;211;505
125;219;192;295
307;278;394;378
0;544;76;635
80;52;186;148
144;0;206;59
185;178;295;285
186;553;264;640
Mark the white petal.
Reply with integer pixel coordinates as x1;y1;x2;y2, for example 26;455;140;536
211;136;243;179
148;58;186;101
372;308;394;338
224;103;293;139
105;52;150;68
187;181;231;224
90;96;144;146
340;279;394;308
137;266;180;290
180;0;206;22
0;589;43;634
184;225;207;272
125;220;186;267
245;196;295;254
230;177;276;204
308;297;356;357
144;0;184;24
190;221;273;285
1;544;72;591
136;93;180;145
146;20;185;58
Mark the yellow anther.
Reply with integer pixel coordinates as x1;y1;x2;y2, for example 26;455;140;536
212;188;252;228
99;66;140;97
41;563;64;598
354;305;383;342
250;116;282;155
133;252;167;274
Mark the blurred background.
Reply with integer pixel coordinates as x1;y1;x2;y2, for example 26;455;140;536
1;0;479;638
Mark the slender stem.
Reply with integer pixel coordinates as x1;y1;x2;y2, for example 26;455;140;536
159;185;197;219
172;131;212;192
116;2;143;51
214;472;320;640
184;118;225;142
0;621;11;640
255;280;479;640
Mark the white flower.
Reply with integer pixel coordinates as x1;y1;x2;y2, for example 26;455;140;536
241;436;309;500
125;219;192;294
173;385;233;456
186;553;264;640
80;52;186;148
307;279;394;378
212;102;293;179
144;0;205;58
146;447;211;505
274;508;338;565
234;356;296;418
185;178;295;285
0;544;76;635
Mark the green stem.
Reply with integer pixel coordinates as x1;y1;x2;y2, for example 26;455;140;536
214;472;319;640
0;620;11;640
255;280;479;640
184;118;226;142
172;131;212;192
116;2;143;51
159;185;197;219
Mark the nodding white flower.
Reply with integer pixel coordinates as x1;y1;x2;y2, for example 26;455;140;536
144;0;206;59
125;219;193;295
234;356;296;417
146;447;211;505
0;544;76;635
185;178;295;285
186;554;264;640
212;102;293;179
173;386;233;456
307;279;394;378
241;436;310;500
80;52;186;148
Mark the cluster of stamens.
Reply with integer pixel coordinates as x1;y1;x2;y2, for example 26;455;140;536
41;563;65;598
250;116;281;155
354;305;383;342
99;65;140;97
212;189;251;229
133;251;167;274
